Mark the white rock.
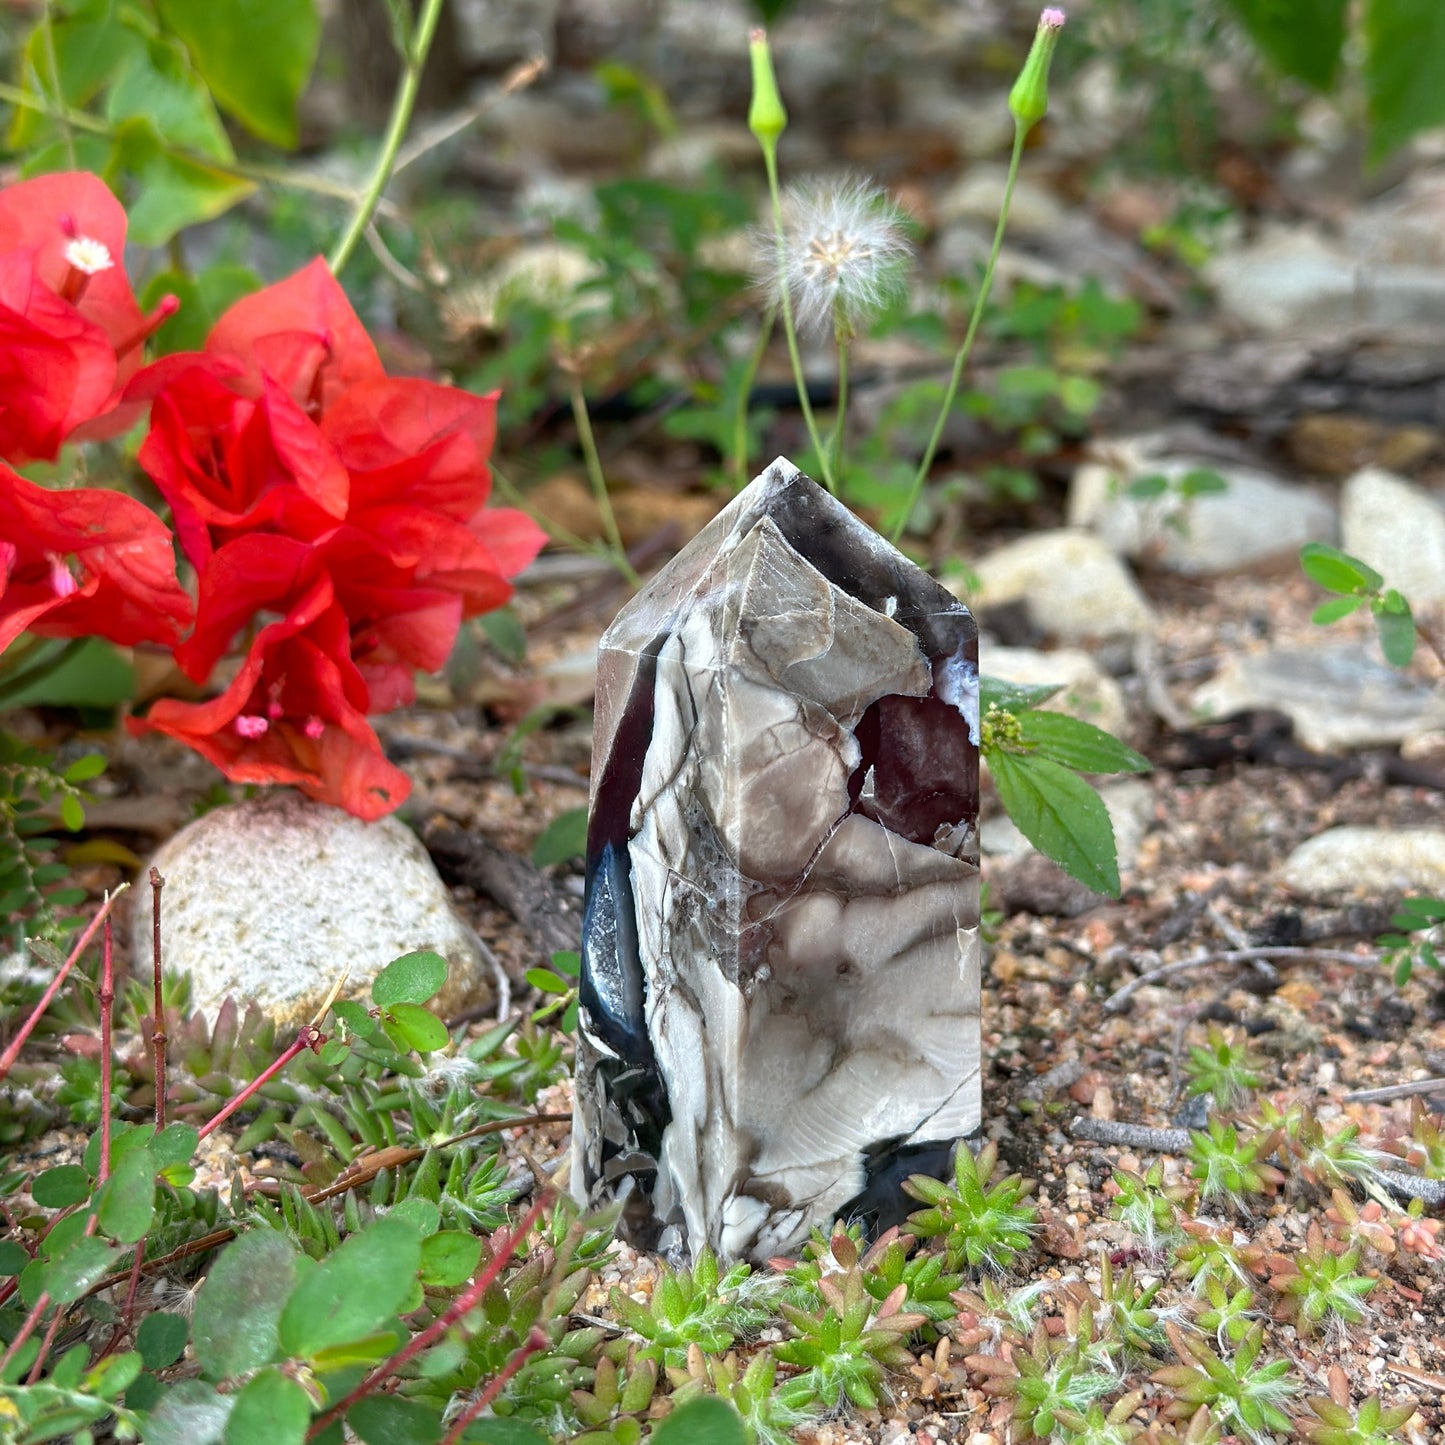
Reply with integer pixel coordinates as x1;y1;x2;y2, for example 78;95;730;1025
1340;466;1445;602
139;794;488;1029
1281;827;1445;897
1191;643;1445;752
965;530;1156;641
1069;445;1336;575
983;644;1129;736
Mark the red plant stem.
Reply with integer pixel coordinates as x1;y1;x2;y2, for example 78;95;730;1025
24;1303;65;1385
438;1326;550;1445
150;867;167;1129
305;1189;551;1441
0;1291;49;1376
197;1026;321;1141
0;886;127;1083
98;913;114;1183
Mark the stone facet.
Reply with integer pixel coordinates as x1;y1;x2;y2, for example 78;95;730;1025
573;459;981;1262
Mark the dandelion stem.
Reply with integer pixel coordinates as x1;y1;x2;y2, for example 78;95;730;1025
569;382;639;588
895;122;1028;545
828;303;851;491
734;303;777;491
762;147;834;492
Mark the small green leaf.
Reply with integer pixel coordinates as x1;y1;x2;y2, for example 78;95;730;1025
1311;595;1366;625
373;950;449;1008
138;1310;190;1369
525;967;570;995
460;1423;552;1445
348;1396;444;1445
979;676;1060;713
549;949;580;978
1374;591;1417;667
193;1230;304;1380
384;1002;451;1054
224;1365;311;1445
145;1379;235;1445
37;1233;122;1304
97;1141;156;1243
1015;710;1150;775
420;1230;483;1288
0;1240;29;1275
279;1214;422;1360
1222;0;1347;88
650;1396;748;1445
1299;542;1382;595
331;1000;377;1038
532;807;589;868
1124;473;1169;499
33;1163;92;1209
1178;467;1229;497
987;749;1122;896
62;754;107;785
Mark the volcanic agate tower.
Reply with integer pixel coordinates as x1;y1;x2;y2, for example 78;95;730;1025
573;458;980;1262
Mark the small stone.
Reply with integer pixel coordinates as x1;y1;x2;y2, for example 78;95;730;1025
1281;827;1445;897
1286;414;1439;478
574;458;980;1263
1069;441;1336;575
966;530;1156;641
139;793;490;1029
1340;466;1445;602
1192;643;1445;752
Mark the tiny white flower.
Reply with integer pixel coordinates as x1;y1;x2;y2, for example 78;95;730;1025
756;178;912;338
63;236;114;276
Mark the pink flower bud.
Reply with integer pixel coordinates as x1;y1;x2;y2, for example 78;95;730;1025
234;714;270;739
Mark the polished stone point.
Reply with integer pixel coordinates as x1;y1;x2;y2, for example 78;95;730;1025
573;457;980;1263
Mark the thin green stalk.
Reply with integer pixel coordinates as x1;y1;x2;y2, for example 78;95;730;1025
38;1;76;169
328;0;447;276
569;383;639;588
762;146;833;492
827;301;850;491
734;303;777;491
893;123;1027;544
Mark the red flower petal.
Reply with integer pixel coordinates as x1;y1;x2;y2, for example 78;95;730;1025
0;463;192;653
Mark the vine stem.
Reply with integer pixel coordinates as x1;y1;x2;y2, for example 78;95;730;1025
761;146;832;491
197;1026;322;1140
150;868;167;1129
0;885;128;1084
328;0;447;277
892;122;1027;545
439;1328;549;1445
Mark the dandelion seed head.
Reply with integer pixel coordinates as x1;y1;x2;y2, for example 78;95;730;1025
756;179;912;338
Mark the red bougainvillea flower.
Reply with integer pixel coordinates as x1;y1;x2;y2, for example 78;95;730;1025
0;172;175;460
130;579;410;821
132;257;547;716
0;462;193;655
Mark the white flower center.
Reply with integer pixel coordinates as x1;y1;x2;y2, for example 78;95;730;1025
63;236;114;276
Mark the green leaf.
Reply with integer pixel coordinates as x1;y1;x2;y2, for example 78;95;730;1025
331;1000;377;1038
141;263;263;354
125;146;256;247
97;1140;156;1243
348;1395;444;1445
525;967;570;995
531;807;589;868
550;949;580;978
1015;710;1150;775
1365;0;1445;161
478;607;527;665
60;793;85;831
373;950;449;1008
193;1230;304;1380
987;750;1121;896
1374;591;1417;667
420;1230;482;1288
650;1396;748;1445
1299;542;1382;595
0;1240;29;1275
37;1233;122;1304
33;1163;92;1209
1178;467;1230;497
278;1214;422;1360
389;1197;441;1237
309;1330;402;1372
106;31;233;157
61;754;107;785
224;1366;312;1445
1124;473;1169;499
384;1002;451;1054
979;676;1060;713
1311;595;1366;625
152;1122;201;1170
156;0;320;147
460;1423;552;1445
145;1379;234;1445
1;638;135;709
138;1310;190;1369
1222;0;1347;88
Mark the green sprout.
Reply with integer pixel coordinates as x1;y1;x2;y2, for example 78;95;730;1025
1182;1025;1264;1111
903;1140;1037;1272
